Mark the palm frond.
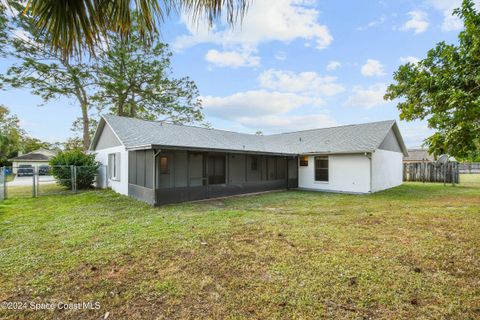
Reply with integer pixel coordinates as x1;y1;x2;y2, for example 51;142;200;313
24;0;250;60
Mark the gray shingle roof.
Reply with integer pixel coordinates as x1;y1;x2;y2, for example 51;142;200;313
404;149;435;162
9;153;51;161
9;149;57;161
95;115;407;156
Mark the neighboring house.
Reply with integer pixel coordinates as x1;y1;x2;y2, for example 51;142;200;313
9;149;57;174
404;149;456;163
90;115;408;205
403;149;435;163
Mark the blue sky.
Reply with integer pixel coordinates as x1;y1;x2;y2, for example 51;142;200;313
0;0;465;147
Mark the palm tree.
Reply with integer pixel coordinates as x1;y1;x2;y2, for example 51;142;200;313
24;0;249;59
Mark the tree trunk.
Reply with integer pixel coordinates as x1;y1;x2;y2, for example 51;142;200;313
81;102;90;151
117;99;125;116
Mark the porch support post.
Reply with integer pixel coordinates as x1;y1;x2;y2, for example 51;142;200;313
286;156;290;190
153;149;161;205
187;151;190;187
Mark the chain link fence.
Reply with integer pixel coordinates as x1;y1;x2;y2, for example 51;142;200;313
0;167;5;201
0;165;107;201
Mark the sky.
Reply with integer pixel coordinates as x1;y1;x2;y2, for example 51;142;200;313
0;0;466;148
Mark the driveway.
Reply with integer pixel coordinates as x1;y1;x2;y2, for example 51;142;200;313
7;176;56;186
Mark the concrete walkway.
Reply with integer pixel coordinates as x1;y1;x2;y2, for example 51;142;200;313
7;176;56;186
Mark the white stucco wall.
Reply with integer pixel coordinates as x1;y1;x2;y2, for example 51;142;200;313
371;149;403;192
11;161;50;174
298;154;371;193
92;146;129;196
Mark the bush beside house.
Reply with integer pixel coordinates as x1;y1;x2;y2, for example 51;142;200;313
49;150;99;189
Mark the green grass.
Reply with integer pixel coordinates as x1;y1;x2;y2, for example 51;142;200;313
5;183;72;198
0;176;479;319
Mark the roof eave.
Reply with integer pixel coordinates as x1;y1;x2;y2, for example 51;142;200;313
300;150;374;155
126;144;296;156
8;158;51;162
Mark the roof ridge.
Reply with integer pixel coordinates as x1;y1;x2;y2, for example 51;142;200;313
103;114;263;137
103;114;396;137
269;119;396;136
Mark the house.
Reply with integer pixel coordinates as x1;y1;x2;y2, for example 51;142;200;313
9;149;57;174
403;149;435;163
404;149;456;164
90;115;408;205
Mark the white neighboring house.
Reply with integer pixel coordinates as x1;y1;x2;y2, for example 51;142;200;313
9;149;57;174
90;115;408;206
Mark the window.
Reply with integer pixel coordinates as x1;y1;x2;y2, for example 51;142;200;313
108;153;120;181
251;156;258;171
300;156;308;166
314;156;328;182
159;157;169;174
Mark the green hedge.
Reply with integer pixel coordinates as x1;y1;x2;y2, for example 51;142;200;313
49;150;99;189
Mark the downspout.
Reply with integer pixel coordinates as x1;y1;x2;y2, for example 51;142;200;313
365;152;372;193
153;149;161;205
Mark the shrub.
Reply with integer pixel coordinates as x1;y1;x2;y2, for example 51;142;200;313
49;150;99;189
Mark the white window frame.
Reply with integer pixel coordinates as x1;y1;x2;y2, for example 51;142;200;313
108;153;120;181
314;156;329;183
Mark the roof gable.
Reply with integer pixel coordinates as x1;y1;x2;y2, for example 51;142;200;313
378;127;406;154
90;118;124;151
93;122;122;150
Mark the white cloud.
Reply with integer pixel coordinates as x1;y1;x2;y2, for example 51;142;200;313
205;49;260;68
202;84;344;133
361;59;385;77
326;60;342;71
400;56;420;64
200;89;338;133
174;0;333;52
402;10;429;34
425;0;463;32
236;114;337;132
258;69;345;96
274;51;287;61
344;83;388;109
398;120;434;148
441;13;463;31
356;16;386;31
201;66;346;133
202;90;324;121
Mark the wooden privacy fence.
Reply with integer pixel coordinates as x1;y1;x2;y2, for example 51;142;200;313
458;162;480;174
403;162;459;184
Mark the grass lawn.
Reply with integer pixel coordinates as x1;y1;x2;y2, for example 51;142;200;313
5;183;72;198
0;176;479;319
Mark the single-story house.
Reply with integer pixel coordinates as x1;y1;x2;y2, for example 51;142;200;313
404;149;456;164
403;149;435;163
90;115;408;205
9;149;57;174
